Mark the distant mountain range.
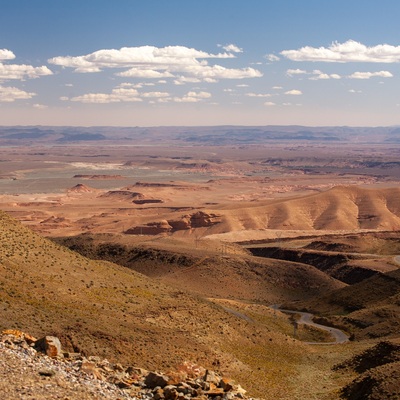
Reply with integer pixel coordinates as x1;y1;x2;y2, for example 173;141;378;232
1;125;400;145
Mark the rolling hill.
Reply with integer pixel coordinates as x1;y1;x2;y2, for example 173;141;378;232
0;210;322;398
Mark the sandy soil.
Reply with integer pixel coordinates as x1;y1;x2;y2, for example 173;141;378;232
0;143;399;243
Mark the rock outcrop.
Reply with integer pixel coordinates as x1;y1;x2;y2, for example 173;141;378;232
125;220;172;235
125;211;222;235
1;330;251;399
68;183;95;193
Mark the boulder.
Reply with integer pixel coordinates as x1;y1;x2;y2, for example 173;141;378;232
145;371;170;389
203;369;220;385
34;336;62;358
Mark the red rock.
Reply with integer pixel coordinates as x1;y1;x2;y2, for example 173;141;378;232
34;336;62;358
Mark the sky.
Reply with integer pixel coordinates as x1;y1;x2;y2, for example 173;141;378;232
1;0;400;127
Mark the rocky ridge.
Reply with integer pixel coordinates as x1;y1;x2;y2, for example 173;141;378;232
0;330;252;400
125;211;222;235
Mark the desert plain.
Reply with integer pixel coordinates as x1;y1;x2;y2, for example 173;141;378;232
0;125;400;399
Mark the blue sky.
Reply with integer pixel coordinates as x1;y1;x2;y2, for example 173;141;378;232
1;0;400;126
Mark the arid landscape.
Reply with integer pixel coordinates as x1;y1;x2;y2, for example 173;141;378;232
1;125;400;399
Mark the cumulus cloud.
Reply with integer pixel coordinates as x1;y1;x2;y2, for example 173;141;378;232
69;86;212;104
245;92;272;97
0;85;35;102
0;49;16;60
286;69;307;76
285;89;302;95
173;91;212;103
348;70;393;79
49;45;233;71
310;70;342;80
71;87;142;103
33;103;48;109
0;63;52;81
179;64;262;80
0;49;52;82
265;54;280;62
48;45;262;83
140;91;170;98
281;40;400;63
286;68;342;80
221;44;243;53
173;76;202;85
117;68;174;79
264;101;276;106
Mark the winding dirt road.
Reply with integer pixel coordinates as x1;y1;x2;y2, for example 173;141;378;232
221;302;349;344
274;307;349;344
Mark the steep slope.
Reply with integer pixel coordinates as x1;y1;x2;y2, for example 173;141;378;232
0;210;312;398
301;268;400;340
52;234;345;303
205;186;400;235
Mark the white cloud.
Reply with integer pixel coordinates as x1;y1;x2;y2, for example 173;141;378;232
173;76;201;85
203;78;218;83
285;89;302;95
188;91;211;98
0;63;52;81
174;91;211;103
179;64;262;80
0;85;35;102
48;45;262;83
60;96;69;101
349;89;362;93
72;87;212;104
264;101;276;106
0;49;16;60
140;91;170;98
272;86;283;90
286;68;307;76
65;83;73;87
117;68;174;79
49;45;234;72
71;87;142;103
309;70;342;80
265;54;280;62
287;68;342;80
246;92;272;98
0;49;51;82
348;70;393;79
236;84;249;87
281;40;400;63
33;103;48;109
221;44;243;53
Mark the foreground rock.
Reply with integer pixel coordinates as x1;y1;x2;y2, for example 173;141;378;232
1;330;253;400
